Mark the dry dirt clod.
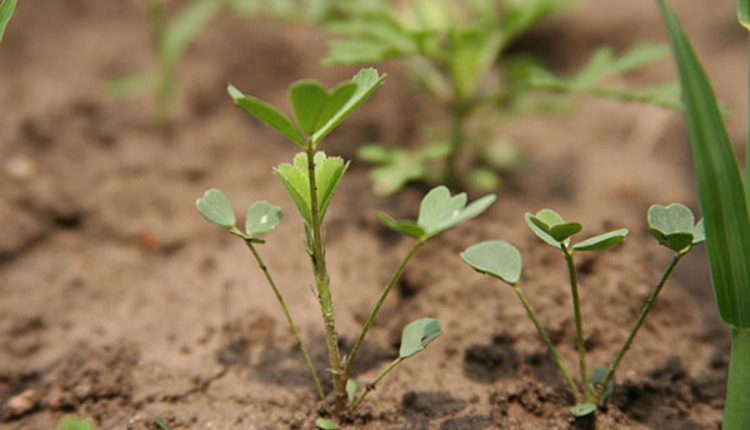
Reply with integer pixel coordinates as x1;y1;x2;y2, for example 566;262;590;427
4;389;39;418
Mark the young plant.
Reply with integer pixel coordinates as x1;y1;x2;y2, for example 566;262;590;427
0;0;18;44
109;0;226;124
461;205;704;417
324;0;677;194
656;1;750;427
196;68;495;418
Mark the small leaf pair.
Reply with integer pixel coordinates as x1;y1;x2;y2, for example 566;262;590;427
196;189;282;241
274;152;347;227
378;186;497;240
526;209;629;251
228;68;386;148
647;203;705;252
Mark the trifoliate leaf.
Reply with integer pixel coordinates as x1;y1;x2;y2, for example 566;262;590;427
416;186;496;239
461;241;522;285
525;209;580;247
228;85;306;147
648;203;701;251
196;189;236;227
399;318;442;358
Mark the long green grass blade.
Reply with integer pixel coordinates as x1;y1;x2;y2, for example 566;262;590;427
0;0;18;44
657;0;750;329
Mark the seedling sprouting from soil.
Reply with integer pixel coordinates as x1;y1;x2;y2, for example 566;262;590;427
324;0;678;194
461;205;704;417
196;68;495;418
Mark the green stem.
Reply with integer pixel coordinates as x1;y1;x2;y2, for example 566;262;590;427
305;144;344;412
444;104;466;186
723;327;750;430
240;236;325;400
513;284;582;403
595;249;686;400
343;240;425;383
351;357;403;409
561;244;592;401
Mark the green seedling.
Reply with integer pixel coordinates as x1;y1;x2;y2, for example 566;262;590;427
324;0;677;194
0;0;17;44
461;205;703;417
656;1;750;427
197;68;495;419
109;0;226;124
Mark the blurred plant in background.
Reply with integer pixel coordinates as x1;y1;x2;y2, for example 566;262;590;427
324;0;679;194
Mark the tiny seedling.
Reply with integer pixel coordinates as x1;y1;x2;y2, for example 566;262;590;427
109;0;226;124
0;0;18;44
657;0;750;427
324;0;678;194
461;205;704;416
197;68;495;419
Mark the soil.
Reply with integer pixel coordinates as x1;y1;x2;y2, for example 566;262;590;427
0;0;745;429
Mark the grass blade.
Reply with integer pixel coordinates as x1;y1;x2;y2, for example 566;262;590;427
657;0;750;329
0;0;18;44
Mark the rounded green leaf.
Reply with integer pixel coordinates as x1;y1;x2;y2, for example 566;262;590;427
245;201;282;237
399;318;442;358
570;403;597;417
289;81;329;135
196;189;236;227
461;241;522;285
648;203;700;251
573;228;629;252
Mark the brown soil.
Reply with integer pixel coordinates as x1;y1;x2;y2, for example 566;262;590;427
0;0;744;429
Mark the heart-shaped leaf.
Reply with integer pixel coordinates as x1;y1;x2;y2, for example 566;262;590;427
311;68;386;145
275;152;347;226
416;186;496;239
528;209;582;243
525;210;580;248
570;403;597;417
196;189;236;227
461;241;522;285
227;85;306;147
399;318;442;358
573;228;629;252
377;212;425;238
245;201;282;237
648;203;702;251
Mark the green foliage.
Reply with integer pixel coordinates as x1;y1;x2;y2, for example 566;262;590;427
378;185;496;240
399;318;442;358
462;205;700;415
0;0;17;44
315;418;339;430
198;69;494;419
154;416;171;430
274;152;347;227
58;417;96;430
656;1;750;427
229;68;386;148
324;0;676;194
461;240;522;285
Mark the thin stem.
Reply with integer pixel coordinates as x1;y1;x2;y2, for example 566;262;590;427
723;327;750;430
343;240;425;383
561;243;592;401
305;144;344;412
351;357;403;409
595;249;686;400
444;104;466;186
513;284;582;403
241;237;325;400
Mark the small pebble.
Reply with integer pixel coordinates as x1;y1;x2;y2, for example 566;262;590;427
6;389;37;417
